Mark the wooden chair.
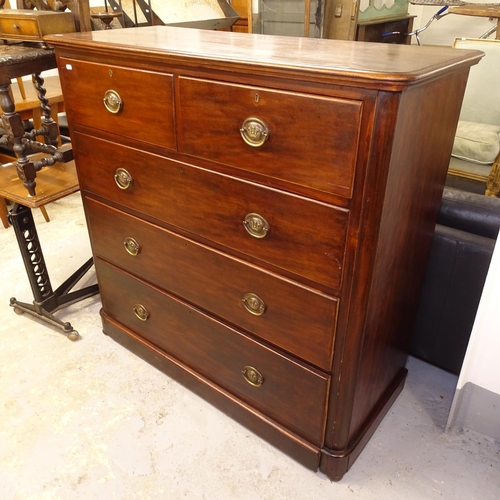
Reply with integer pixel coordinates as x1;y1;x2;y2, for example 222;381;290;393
0;76;66;227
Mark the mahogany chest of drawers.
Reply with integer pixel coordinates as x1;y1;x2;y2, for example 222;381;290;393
46;27;481;480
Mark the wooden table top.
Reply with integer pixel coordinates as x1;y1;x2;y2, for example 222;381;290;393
0;154;78;208
45;25;484;91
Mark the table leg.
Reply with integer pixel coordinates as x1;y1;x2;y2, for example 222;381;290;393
8;203;99;340
0;197;9;228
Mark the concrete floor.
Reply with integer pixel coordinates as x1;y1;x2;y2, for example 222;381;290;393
0;193;499;500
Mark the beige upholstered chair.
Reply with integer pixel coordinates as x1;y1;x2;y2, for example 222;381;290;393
449;38;500;197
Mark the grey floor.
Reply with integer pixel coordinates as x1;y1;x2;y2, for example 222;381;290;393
0;193;499;500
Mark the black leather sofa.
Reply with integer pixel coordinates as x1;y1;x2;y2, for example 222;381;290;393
410;187;500;374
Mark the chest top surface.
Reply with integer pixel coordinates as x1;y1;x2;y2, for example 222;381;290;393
45;26;482;90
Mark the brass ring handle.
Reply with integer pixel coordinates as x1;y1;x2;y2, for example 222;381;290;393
242;293;266;316
240;117;269;147
103;89;123;114
114;167;133;190
133;304;149;321
242;366;264;387
123;237;141;256
243;213;269;239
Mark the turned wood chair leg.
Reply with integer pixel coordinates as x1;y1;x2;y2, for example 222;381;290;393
16;77;26;99
0;197;9;228
39;205;50;222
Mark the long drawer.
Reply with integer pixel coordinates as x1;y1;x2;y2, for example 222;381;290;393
86;198;338;370
96;258;330;446
178;77;364;198
74;132;349;290
58;57;176;149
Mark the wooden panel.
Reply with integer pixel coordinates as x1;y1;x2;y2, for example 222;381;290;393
86;198;339;370
347;71;470;440
96;258;330;446
178;77;362;198
57;57;175;149
102;315;322;470
74;132;350;290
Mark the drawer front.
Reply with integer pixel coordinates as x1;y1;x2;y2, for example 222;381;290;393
75;132;349;290
86;198;338;370
178;77;363;197
58;58;175;149
96;258;330;446
0;18;39;38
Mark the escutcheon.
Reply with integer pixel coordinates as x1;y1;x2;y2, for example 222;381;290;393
123;237;141;256
242;292;266;316
114;167;133;190
240;117;269;147
103;89;123;114
243;213;269;239
133;304;149;321
241;365;264;387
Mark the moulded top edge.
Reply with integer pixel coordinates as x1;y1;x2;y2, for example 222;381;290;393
44;26;484;87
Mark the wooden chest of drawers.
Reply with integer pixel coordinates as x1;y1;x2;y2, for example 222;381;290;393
46;27;481;480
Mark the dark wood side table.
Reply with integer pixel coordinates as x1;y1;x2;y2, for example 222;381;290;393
356;15;417;44
0;43;98;340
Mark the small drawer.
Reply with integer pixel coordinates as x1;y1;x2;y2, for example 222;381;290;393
178;77;364;198
58;57;175;149
96;258;330;446
0;11;75;40
86;198;339;370
0;18;39;38
74;132;349;290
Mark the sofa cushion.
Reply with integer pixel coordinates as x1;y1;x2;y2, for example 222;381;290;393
452;121;500;165
439;187;500;239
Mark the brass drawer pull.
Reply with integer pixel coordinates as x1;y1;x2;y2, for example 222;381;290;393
240;117;269;147
114;167;133;190
103;89;123;114
243;213;269;239
133;304;149;321
242;366;264;387
242;292;266;316
123;237;141;256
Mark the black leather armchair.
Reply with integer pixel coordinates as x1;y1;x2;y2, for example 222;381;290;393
410;187;500;374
